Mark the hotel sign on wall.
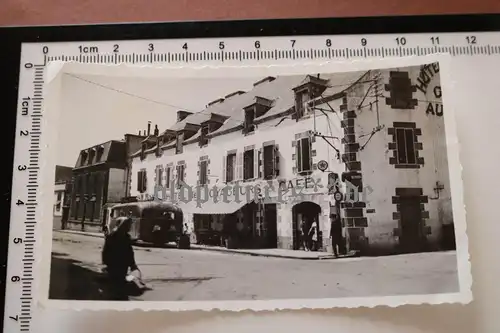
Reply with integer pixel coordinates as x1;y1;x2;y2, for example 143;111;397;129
415;63;443;117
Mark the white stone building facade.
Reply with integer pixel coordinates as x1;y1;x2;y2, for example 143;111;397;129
129;63;453;254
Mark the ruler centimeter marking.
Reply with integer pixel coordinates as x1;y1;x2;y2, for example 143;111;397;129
6;30;500;332
45;43;500;63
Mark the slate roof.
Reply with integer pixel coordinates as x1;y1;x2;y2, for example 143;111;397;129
74;140;126;168
134;71;367;156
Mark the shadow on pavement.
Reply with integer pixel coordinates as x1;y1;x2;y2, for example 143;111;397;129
145;277;216;283
49;254;120;301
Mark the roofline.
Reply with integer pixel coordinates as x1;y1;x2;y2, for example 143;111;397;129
77;139;124;153
131;72;369;161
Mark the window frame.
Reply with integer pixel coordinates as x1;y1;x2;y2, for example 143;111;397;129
243;149;255;180
296;137;312;173
226;153;236;183
199;159;208;185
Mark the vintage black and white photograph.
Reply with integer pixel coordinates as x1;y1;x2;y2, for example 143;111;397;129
40;57;470;310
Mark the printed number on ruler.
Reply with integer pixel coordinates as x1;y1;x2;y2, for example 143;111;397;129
6;30;500;333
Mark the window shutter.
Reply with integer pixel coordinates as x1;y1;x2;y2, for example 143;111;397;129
274;145;280;177
154;166;158;186
137;172;142;192
165;167;171;188
260;149;265;178
222;155;227;183
174;165;178;187
296;139;302;172
143;171;148;192
236;152;244;180
308;137;313;170
253;149;259;179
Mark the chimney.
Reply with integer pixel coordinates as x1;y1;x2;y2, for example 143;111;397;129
253;76;276;87
177;110;193;122
138;130;141;136
147;121;151;136
154;124;159;136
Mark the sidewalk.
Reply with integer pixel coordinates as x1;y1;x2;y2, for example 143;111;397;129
54;229;355;260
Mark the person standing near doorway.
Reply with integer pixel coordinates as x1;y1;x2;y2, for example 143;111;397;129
309;219;319;251
299;218;310;251
329;213;342;257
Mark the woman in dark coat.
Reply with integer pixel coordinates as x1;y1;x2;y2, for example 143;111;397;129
102;216;139;300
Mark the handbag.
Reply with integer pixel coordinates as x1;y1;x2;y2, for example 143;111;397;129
125;269;151;296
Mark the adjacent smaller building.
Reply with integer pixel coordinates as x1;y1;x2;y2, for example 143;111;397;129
53;165;73;223
66;126;151;232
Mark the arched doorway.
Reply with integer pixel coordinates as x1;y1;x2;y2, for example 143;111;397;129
292;201;322;250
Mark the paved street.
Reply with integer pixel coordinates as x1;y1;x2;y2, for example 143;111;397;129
49;231;459;301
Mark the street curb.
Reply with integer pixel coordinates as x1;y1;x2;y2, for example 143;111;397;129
55;229;105;239
54;229;342;260
188;246;338;260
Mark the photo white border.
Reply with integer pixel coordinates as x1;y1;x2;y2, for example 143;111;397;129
35;54;472;311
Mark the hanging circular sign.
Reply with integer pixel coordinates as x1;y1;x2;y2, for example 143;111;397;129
317;160;328;172
333;191;343;202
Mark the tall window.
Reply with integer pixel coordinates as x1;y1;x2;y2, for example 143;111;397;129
243;149;254;180
395;127;417;165
263;145;276;179
226;153;236;182
176;164;185;188
244;108;255;134
199;160;208;185
137;170;147;193
156;166;163;187
296;137;312;173
165;166;171;188
385;71;417;109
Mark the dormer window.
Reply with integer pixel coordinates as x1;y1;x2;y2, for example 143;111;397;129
199;124;209;147
242;97;273;134
243;107;255;134
96;146;104;162
293;75;328;120
87;149;95;165
295;88;310;119
80;151;88;166
198;114;226;146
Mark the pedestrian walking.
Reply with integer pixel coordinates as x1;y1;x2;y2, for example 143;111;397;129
329;213;343;257
309;219;319;251
299;218;310;251
102;216;140;300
